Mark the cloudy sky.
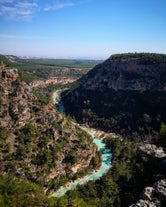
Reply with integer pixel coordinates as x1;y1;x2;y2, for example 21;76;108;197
0;0;166;59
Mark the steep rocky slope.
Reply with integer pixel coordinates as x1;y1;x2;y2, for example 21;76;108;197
62;53;166;136
130;180;166;207
0;63;96;192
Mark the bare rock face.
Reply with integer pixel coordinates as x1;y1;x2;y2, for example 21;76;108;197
130;180;166;207
130;199;160;207
82;54;166;91
30;78;76;88
1;68;19;82
0;67;33;127
139;144;166;158
141;187;156;201
153;180;166;199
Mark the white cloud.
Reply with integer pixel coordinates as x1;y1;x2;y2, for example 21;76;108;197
16;1;38;9
0;0;39;20
0;0;92;20
44;1;75;11
44;0;90;11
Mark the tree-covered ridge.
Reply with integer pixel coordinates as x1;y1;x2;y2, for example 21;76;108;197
0;65;98;195
110;52;166;62
62;52;166;137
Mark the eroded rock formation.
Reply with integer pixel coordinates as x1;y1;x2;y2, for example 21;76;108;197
130;180;166;207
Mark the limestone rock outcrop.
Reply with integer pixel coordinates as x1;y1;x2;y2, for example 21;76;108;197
81;54;166;91
1;68;18;82
0;61;18;82
130;180;166;207
139;144;166;158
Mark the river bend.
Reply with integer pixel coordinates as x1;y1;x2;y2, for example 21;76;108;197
51;92;112;197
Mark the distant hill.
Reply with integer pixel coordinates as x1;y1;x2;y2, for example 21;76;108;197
62;53;166;137
0;54;102;84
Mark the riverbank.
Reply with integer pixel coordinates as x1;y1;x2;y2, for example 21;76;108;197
50;129;112;197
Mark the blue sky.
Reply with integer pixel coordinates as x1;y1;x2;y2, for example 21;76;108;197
0;0;166;59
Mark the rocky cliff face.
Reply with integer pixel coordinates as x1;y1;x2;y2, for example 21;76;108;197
1;68;18;82
0;67;33;128
62;53;166;135
82;55;166;91
130;179;166;207
0;66;96;192
30;77;76;88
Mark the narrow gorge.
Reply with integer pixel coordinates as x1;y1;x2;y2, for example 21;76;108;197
51;91;112;197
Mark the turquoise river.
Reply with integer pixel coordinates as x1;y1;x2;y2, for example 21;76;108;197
51;92;112;197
